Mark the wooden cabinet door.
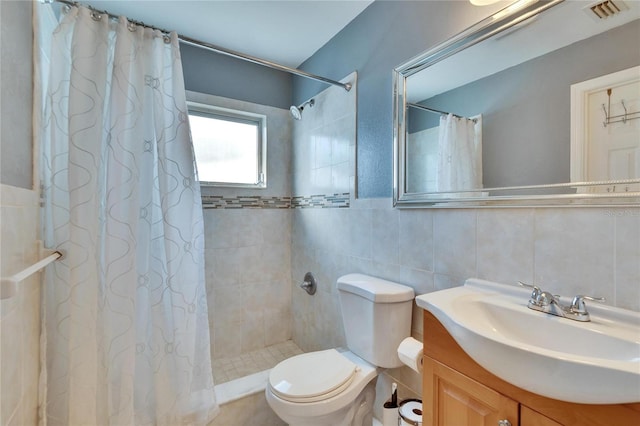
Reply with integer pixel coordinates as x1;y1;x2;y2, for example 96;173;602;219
424;357;518;426
520;406;563;426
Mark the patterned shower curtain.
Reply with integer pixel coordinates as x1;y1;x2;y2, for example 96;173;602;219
40;5;217;425
436;113;483;193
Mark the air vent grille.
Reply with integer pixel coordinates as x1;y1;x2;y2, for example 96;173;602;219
586;0;627;19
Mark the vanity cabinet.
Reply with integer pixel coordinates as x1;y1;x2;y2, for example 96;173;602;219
519;407;561;426
422;311;640;426
424;357;518;426
424;358;560;426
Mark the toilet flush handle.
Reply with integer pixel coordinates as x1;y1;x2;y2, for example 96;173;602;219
300;272;317;295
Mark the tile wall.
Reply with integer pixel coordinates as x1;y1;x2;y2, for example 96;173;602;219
204;208;293;359
407;128;439;193
291;201;640;398
0;185;41;425
0;1;33;188
292;73;356;198
195;93;294;360
287;72;358;353
200;71;359;363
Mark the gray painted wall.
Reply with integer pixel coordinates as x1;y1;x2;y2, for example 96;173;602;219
1;1;33;189
180;43;292;110
411;20;640;188
294;1;508;198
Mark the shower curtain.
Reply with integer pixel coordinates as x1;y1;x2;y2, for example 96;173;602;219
40;5;217;425
436;114;483;192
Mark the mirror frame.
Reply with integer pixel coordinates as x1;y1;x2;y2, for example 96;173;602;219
393;0;640;208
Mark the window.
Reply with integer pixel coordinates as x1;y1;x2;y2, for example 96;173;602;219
187;101;267;188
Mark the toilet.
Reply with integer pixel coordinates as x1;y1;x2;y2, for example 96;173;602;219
265;273;415;426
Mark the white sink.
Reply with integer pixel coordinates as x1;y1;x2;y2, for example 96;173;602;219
416;279;640;404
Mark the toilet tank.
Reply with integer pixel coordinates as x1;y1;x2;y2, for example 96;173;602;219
337;274;415;369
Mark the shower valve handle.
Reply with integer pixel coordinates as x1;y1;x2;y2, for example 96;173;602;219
300;272;317;295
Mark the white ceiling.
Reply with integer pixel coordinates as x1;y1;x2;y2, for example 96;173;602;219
80;0;374;68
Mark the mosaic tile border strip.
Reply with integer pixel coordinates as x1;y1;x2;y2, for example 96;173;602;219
201;193;350;209
201;195;289;209
291;193;350;209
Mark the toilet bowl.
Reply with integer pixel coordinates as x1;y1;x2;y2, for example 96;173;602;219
265;350;377;426
265;274;415;426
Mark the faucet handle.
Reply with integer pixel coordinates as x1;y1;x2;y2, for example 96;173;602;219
538;291;562;306
570;295;605;314
518;281;542;303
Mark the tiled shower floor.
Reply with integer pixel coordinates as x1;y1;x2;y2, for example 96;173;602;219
212;340;303;384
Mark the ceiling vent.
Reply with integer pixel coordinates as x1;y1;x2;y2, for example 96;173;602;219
585;0;628;20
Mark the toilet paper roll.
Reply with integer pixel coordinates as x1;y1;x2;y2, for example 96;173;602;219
397;337;423;373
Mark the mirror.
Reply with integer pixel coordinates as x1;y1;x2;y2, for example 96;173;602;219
393;0;640;207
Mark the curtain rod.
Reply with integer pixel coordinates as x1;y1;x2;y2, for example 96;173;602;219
407;102;477;123
44;0;352;92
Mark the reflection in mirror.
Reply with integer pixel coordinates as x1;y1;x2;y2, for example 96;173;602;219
570;66;640;193
406;104;483;194
394;0;640;206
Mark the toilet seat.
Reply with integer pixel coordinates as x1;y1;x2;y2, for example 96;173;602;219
268;349;358;403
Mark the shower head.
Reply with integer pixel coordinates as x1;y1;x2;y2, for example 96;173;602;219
290;99;315;120
289;105;302;120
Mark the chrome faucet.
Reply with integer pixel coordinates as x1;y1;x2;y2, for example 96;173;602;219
518;282;605;322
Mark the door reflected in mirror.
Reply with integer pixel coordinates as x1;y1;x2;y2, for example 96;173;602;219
571;66;640;194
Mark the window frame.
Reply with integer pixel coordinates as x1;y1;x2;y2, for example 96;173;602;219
187;100;267;189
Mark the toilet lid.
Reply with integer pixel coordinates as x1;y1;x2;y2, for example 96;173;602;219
269;349;358;403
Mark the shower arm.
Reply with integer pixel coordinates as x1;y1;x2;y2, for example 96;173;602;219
42;0;353;92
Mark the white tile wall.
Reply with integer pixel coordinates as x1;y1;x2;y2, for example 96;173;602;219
0;1;33;189
204;207;293;360
193;94;295;361
406;127;439;193
0;185;41;426
292;72;357;197
534;209;617;302
615;211;640;311
291;202;640;402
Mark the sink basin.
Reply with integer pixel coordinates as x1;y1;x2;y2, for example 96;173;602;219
416;279;640;404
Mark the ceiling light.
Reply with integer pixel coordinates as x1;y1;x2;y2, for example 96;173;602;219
470;0;503;5
492;0;538;20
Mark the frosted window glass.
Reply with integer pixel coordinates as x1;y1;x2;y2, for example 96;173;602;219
189;113;260;185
